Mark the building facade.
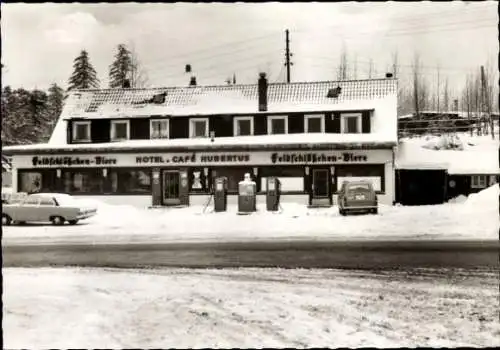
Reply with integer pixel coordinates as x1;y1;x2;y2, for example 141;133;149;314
4;74;398;208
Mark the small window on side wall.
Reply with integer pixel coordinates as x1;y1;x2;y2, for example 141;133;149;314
471;175;487;188
72;121;91;143
111;120;130;141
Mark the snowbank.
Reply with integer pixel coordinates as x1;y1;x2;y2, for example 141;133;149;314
3;185;498;244
465;184;499;207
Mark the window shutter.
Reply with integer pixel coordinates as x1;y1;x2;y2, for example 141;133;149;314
362;111;371;133
332;113;341;133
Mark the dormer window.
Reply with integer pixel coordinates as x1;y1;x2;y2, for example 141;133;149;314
72;121;91;143
110;120;130;141
327;86;342;98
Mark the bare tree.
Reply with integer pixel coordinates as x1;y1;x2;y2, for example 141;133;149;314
443;78;450;112
128;41;150;88
352;54;358;80
436;64;441;112
368;58;374;79
337;43;348;81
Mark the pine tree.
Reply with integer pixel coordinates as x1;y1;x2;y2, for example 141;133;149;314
109;44;133;88
67;50;100;90
47;83;65;118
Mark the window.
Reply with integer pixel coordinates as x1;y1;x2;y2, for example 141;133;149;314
471;175;488;188
233;116;254;136
24;196;40;205
341;113;362;134
150;119;169;139
336;164;385;193
18;170;58;194
111;120;130;141
19;171;42;194
211;167;254;193
260;166;304;192
267;116;288;135
189;168;209;192
190;118;209;138
109;169;151;194
63;170;104;193
305;114;325;133
72;121;91;142
39;197;55;206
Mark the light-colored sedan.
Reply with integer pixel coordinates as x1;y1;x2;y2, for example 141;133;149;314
2;193;97;226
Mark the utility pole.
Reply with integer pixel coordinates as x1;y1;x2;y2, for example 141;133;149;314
284;29;293;83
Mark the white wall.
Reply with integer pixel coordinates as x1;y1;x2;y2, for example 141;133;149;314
371;95;398;141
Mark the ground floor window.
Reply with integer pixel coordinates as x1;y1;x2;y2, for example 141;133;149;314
188;168;209;193
335;164;385;193
63;169;104;194
471;175;488;188
109;169;151;194
259;166;304;192
211;167;255;193
18;170;58;194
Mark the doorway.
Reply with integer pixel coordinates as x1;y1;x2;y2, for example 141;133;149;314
162;170;180;205
312;169;329;199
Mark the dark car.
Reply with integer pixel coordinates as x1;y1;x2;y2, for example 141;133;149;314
338;180;378;216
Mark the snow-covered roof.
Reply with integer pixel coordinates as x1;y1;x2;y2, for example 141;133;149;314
396;135;499;175
3;133;397;154
61;78;397;119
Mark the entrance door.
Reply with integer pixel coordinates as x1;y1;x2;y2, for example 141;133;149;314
312;169;329;198
162;170;180;205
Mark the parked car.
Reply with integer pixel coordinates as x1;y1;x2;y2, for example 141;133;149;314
338;180;378;216
2;193;97;226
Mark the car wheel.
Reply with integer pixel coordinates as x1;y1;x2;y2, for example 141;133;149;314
340;209;347;216
2;214;12;226
51;216;65;226
68;220;78;225
372;208;378;214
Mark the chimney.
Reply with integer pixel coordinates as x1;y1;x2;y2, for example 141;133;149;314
258;72;268;112
189;76;197;87
123;79;131;88
385;72;393;78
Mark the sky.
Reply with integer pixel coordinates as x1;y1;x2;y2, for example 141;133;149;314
2;1;498;96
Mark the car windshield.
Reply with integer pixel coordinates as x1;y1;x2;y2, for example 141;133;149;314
347;184;371;192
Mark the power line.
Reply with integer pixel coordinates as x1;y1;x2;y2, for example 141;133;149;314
140;35;282;72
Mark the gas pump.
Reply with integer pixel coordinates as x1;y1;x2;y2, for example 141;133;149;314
213;176;228;212
238;173;257;213
266;177;281;211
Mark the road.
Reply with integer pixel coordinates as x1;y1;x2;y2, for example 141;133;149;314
3;239;499;269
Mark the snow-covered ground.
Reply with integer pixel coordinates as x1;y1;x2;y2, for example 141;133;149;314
3;267;499;348
3;184;498;244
